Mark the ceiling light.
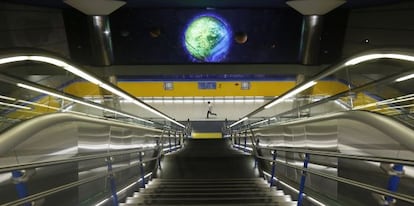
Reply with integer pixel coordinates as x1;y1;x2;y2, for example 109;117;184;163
0;55;179;127
250;119;269;126
28;56;103;85
265;81;317;109
0;94;16;101
16;83;153;124
230;117;248;128
345;53;414;66
17;100;60;110
0;56;29;64
395;73;414;82
0;101;31;110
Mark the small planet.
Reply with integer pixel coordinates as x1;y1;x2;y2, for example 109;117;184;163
149;27;161;38
184;15;231;62
234;32;248;44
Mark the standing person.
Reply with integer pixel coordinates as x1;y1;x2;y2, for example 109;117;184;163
207;101;217;118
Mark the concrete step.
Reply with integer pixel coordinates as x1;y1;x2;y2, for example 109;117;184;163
138;186;280;193
125;195;292;204
120;203;298;206
133;191;285;198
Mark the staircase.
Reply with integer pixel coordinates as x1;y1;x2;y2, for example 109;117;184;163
120;178;296;206
120;139;296;206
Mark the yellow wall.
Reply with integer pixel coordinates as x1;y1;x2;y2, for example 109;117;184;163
4;80;386;120
118;81;297;97
51;80;354;97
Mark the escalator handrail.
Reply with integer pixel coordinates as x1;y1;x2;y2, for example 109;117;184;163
0;144;181;206
231;134;414;205
256;146;414;166
251;110;414;152
0;147;157;173
254;154;414;204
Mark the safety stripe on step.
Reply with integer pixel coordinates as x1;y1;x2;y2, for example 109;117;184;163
191;132;222;139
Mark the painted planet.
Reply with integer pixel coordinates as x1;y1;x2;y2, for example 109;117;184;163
184;16;231;62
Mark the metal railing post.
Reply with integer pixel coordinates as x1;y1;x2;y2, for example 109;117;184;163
11;170;31;206
168;134;172;152
244;132;247;152
270;150;277;186
385;164;404;205
139;152;146;188
297;153;310;206
105;157;119;206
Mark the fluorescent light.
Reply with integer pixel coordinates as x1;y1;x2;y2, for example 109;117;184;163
1;55;180;127
28;56;66;67
0;101;31;110
0;56;29;64
17;83;68;100
28;56;103;85
64;65;102;85
99;83;131;100
251;119;269;126
344;54;384;66
265;81;317;109
378;96;414;105
0;55;100;85
16;83;153;124
0;95;16;101
230;117;248;128
345;53;414;66
335;100;350;110
354;94;414;110
375;103;414;111
17;100;60;110
396;73;414;82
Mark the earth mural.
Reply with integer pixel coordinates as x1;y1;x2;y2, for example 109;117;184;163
184;15;231;62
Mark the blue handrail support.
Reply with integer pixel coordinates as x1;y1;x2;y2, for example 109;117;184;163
385;164;404;205
297;153;310;206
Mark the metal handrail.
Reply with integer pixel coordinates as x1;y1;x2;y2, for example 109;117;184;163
240;48;414;125
265;73;403;125
0;151;163;206
254;155;414;204
0;147;156;174
0;112;162;156
0;143;183;206
231;133;414;205
256;146;414;166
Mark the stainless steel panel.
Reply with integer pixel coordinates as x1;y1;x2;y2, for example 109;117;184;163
248;111;414;205
0;112;164;206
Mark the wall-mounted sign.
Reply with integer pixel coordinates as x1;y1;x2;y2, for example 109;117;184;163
198;82;217;90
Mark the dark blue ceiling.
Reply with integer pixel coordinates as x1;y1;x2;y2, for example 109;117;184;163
4;0;405;8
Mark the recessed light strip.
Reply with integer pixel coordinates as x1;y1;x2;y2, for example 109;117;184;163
230;117;248;128
0;94;16;101
396;73;414;82
0;55;182;128
0;101;31;110
16;83;153;124
264;81;317;109
345;53;414;66
17;100;60;111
